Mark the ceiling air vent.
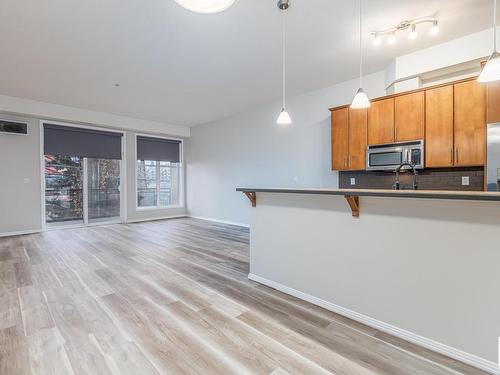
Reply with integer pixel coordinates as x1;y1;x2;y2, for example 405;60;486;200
0;120;28;135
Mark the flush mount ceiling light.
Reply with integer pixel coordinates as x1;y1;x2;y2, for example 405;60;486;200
479;0;500;82
371;17;439;46
174;0;236;14
351;0;370;109
276;0;292;125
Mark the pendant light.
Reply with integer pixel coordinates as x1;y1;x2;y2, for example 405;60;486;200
479;0;500;82
174;0;236;14
351;0;371;109
276;0;292;125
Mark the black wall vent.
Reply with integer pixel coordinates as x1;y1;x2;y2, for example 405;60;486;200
0;120;28;135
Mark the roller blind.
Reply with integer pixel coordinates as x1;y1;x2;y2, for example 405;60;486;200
136;136;181;163
44;124;122;160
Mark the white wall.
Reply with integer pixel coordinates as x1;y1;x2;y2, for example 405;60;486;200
385;27;500;91
250;193;500;373
186;71;387;225
0;114;42;235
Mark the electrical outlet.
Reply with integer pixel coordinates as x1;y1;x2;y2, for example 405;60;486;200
350;178;356;186
462;176;470;186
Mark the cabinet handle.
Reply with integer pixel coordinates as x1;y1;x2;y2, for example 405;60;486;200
451;148;454;164
394;127;397;141
349;155;352;168
455;148;459;164
344;156;348;168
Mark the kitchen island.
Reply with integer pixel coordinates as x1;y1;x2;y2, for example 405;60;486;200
237;187;500;374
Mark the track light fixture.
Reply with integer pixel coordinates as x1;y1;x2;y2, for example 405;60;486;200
371;17;439;46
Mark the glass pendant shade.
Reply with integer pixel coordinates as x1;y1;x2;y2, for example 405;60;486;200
351;88;371;109
174;0;235;14
478;51;500;82
276;109;292;125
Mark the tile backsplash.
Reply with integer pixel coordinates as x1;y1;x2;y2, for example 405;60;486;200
339;167;484;191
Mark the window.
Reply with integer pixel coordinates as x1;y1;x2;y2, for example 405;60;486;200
136;136;182;208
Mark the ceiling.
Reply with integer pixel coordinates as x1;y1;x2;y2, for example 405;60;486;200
0;0;494;127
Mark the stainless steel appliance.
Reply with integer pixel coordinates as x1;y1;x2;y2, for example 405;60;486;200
366;140;424;171
487;123;500;192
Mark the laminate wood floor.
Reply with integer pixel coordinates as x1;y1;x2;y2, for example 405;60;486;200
0;218;487;375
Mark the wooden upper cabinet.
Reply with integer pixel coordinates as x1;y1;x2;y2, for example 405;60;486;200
425;85;454;167
331;108;348;170
348;108;367;170
487;81;500;124
367;98;394;145
395;92;425;142
454;80;486;166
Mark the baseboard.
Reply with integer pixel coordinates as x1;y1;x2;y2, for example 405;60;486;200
126;215;188;224
188;215;250;228
248;273;499;375
0;228;42;238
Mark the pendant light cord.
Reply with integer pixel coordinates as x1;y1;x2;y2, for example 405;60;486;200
282;9;286;109
495;0;498;51
359;0;363;88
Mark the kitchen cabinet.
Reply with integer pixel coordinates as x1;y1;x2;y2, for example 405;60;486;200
454;80;486;166
331;107;367;171
425;85;454;167
330;77;487;171
348;108;368;170
367;98;394;145
331;108;348;170
487;81;500;124
395;92;425;142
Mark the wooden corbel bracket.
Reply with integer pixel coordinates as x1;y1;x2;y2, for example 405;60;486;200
244;192;257;207
344;195;360;217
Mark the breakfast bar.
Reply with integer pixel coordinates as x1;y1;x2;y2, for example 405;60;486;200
238;187;500;372
238;187;500;216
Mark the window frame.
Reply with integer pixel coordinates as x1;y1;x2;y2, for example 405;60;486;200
135;133;184;211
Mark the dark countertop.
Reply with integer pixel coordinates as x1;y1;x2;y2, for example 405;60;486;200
236;188;500;202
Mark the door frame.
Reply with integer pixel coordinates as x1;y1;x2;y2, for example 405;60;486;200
39;120;126;231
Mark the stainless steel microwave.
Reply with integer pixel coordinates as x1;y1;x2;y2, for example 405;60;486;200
366;140;424;171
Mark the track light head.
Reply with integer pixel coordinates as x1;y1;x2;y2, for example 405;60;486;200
409;24;418;39
277;0;289;10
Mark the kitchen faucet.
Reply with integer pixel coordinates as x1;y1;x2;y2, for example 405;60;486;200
393;162;418;190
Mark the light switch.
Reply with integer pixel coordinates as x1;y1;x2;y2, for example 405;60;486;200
23;178;29;184
462;176;470;186
350;178;356;186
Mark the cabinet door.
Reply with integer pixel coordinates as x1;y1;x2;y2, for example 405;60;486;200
425;85;454;167
368;98;394;145
331;108;348;170
395;92;425;142
348;108;367;170
487;81;500;124
454;80;486;166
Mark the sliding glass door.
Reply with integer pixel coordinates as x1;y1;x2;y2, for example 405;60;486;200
87;158;121;224
43;124;123;228
44;155;84;226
